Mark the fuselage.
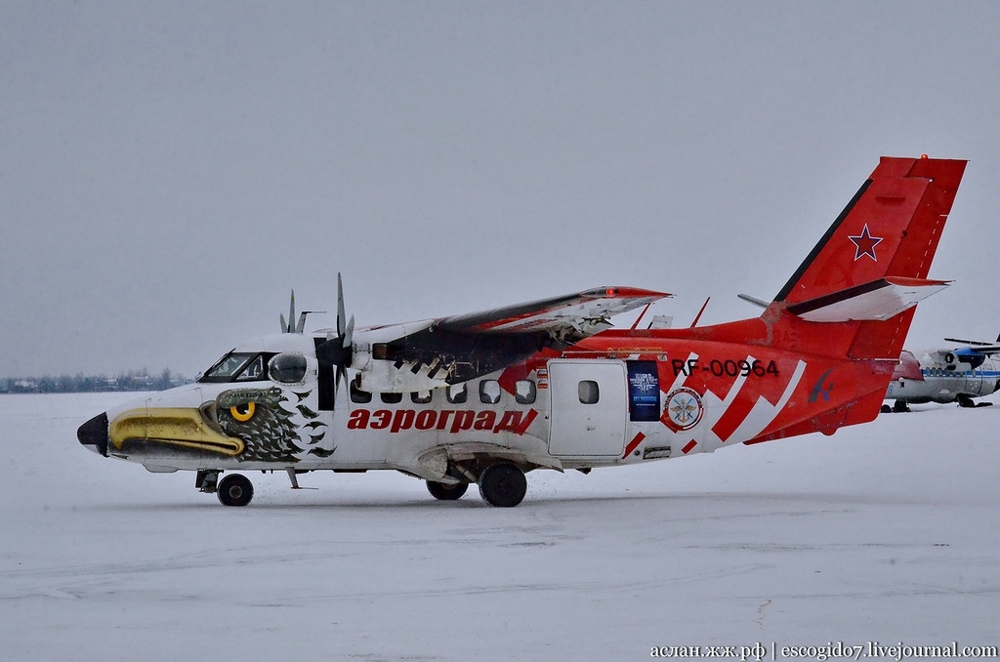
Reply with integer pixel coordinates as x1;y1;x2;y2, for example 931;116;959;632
886;348;1000;405
83;324;891;481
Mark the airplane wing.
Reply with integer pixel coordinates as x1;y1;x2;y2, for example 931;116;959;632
947;344;1000;355
352;286;670;391
437;286;670;338
944;337;1000;355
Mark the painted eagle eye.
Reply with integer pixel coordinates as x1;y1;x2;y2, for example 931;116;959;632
230;402;256;422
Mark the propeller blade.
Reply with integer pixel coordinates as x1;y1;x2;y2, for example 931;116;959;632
344;315;354;348
337;273;347;339
288;290;296;334
314;274;355;411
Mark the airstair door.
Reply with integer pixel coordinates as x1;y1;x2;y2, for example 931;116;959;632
547;360;628;458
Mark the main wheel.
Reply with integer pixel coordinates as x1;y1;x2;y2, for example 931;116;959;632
427;480;469;501
217;473;254;507
478;463;526;508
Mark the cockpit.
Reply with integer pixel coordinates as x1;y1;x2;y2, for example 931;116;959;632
199;351;309;385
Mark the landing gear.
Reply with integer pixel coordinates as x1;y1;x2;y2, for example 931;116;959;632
426;480;469;501
195;469;219;493
893;400;910;413
217;473;254;507
478;463;527;508
958;395;992;408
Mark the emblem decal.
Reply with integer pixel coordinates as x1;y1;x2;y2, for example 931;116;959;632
663;387;704;432
808;367;835;403
848;224;883;262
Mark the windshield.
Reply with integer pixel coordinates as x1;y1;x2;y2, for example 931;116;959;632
199;352;268;383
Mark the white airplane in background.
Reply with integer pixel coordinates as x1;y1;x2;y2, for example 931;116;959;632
77;156;967;507
883;336;1000;412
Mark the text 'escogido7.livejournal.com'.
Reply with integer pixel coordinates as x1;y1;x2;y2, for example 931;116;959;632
649;641;998;661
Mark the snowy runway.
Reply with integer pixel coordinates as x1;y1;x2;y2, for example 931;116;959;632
2;393;998;661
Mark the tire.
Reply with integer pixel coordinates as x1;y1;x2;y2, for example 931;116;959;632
217;473;254;507
427;480;469;501
478;463;527;508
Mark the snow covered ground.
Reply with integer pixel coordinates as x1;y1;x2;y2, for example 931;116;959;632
2;392;998;661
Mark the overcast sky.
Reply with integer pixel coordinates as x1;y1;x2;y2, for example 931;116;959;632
2;1;998;379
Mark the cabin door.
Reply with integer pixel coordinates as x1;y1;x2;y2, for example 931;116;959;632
547;360;628;457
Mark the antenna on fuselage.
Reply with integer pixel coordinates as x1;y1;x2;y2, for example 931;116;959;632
690;297;711;328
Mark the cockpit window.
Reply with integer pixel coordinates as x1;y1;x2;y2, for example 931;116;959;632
269;353;308;384
199;352;274;383
200;352;256;382
236;355;267;381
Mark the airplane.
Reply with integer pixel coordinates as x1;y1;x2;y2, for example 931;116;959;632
882;336;1000;412
77;155;967;508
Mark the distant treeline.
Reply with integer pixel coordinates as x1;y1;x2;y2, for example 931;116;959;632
0;369;191;394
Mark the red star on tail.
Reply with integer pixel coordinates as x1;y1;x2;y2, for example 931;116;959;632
848;224;883;261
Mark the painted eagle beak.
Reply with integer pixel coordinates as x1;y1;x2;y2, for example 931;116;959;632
109;407;245;456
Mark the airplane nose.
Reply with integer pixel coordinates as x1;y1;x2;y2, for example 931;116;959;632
78;412;109;457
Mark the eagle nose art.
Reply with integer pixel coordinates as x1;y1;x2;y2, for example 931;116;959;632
78;412;109;457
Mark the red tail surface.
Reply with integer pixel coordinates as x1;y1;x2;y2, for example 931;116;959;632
772;156;966;307
655;156;968;442
761;156;967;361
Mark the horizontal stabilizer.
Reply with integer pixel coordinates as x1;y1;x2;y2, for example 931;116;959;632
786;277;949;322
738;293;769;309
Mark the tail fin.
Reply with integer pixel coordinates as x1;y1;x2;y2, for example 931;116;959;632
765;156;967;359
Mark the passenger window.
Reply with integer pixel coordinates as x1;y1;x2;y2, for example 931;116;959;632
350;381;372;404
515;380;536;404
411;391;432;404
480;380;501;404
578;380;600;404
381;392;403;404
447;383;468;404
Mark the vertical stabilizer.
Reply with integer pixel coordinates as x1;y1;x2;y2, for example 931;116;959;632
773;156;965;306
765;156;966;360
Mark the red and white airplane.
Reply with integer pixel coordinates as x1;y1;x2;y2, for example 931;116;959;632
78;156;967;507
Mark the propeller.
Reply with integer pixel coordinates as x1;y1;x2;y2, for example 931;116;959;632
279;290;324;334
315;273;355;403
280;290;296;333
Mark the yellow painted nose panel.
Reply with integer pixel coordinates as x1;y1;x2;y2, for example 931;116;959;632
109;408;245;456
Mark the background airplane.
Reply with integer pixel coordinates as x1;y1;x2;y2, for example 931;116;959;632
78;156;967;507
883;335;1000;412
